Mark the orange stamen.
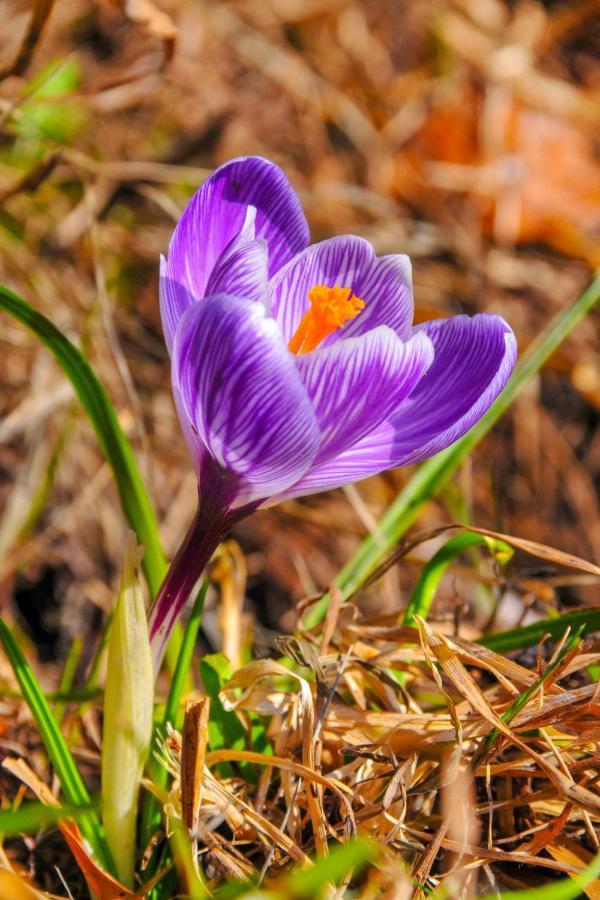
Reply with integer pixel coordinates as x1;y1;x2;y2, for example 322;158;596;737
288;285;365;354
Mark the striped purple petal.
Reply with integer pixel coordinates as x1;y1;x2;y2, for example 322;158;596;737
269;235;413;345
278;313;515;498
164;157;308;335
205;237;269;306
172;294;319;506
296;327;433;465
159;254;192;356
161;206;269;355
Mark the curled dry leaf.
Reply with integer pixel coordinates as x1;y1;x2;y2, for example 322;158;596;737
458;524;600;577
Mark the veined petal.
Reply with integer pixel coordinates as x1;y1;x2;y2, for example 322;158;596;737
278;314;516;499
172;294;319;505
168;156;309;305
272;421;397;499
270;235;414;345
160;255;192;356
161;209;269;354
297;328;433;464
387;314;517;464
205;237;269;306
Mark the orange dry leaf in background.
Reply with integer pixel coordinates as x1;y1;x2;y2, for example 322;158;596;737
394;86;600;265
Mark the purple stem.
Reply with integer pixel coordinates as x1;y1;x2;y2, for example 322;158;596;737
148;493;234;673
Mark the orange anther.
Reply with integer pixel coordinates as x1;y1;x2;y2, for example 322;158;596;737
288;285;365;355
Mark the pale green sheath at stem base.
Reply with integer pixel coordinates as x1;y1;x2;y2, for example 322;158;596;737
102;537;154;888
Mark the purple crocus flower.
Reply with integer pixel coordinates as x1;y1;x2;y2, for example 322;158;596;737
149;156;516;667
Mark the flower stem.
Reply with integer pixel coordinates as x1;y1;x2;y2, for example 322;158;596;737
148;497;231;674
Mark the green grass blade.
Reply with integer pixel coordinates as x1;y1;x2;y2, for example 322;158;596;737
54;636;83;723
403;532;511;626
0;618;113;872
305;273;600;627
479;851;600;900
0;800;98;836
0;282;167;596
214;838;375;899
478;608;600;653
200;653;271;782
284;837;374;897
474;626;583;766
163;579;208;730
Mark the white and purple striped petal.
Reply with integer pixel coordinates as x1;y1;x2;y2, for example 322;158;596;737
161;206;269;354
279;314;515;498
205;237;269;307
172;294;319;506
388;314;517;465
269;235;413;344
296;327;433;465
166;156;308;314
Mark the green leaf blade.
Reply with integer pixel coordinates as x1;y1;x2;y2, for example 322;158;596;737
0;283;166;596
0;618;113;872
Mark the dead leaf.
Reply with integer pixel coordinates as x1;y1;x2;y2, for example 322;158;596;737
2;758;142;899
459;524;600;576
181;697;210;835
547;839;600;899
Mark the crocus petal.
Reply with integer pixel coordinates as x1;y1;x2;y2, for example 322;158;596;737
387;314;517;463
205;237;269;307
168;156;309;305
269;235;414;345
161;208;269;354
159;255;192;355
172;294;320;506
278;314;516;499
297;327;433;464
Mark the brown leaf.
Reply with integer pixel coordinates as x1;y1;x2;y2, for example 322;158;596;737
181;697;210;835
547;840;600;899
394;86;600;264
2;758;141;899
459;525;600;576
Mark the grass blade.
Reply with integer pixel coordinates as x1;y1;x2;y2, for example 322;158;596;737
403;532;511;626
478;608;600;653
0;800;97;836
305;272;600;627
283;837;374;897
54;635;83;723
474;626;584;766
0;282;166;596
164;580;209;731
0;617;113;872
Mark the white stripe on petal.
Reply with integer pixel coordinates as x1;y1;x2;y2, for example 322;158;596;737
297;327;433;465
277;314;516;500
270;235;413;345
172;294;319;504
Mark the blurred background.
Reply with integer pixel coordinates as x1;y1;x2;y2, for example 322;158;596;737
0;0;598;672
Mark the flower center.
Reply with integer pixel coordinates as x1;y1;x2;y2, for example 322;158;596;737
288;285;365;355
